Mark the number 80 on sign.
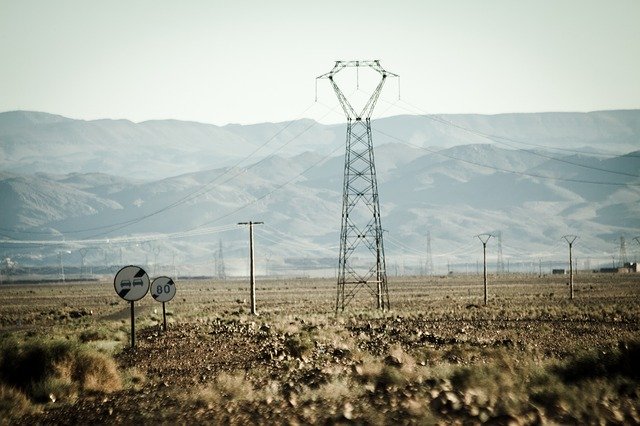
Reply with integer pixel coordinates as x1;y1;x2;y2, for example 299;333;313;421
151;276;176;302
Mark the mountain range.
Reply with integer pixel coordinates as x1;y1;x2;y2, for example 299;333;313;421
1;110;639;276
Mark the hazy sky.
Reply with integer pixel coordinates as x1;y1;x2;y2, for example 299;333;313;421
1;0;639;125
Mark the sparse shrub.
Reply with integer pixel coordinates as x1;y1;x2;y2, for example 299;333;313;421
557;340;640;383
0;383;34;420
124;367;146;389
376;365;407;389
303;377;353;403
284;332;314;358
0;337;121;403
193;371;256;409
79;329;109;343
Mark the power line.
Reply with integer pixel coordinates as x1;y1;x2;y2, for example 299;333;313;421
0;224;239;247
373;128;640;187
184;139;346;232
394;98;640;160
6;101;337;239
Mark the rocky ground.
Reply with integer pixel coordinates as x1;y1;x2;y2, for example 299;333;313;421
3;275;640;424
14;313;640;425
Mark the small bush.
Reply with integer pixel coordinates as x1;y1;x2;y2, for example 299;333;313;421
0;338;121;403
79;329;110;343
0;383;34;420
376;366;407;389
284;333;314;359
558;340;640;383
193;372;256;410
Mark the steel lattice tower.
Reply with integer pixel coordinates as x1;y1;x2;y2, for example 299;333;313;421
317;60;398;312
426;231;434;276
619;236;628;267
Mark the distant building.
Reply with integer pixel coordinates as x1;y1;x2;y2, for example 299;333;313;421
599;264;638;273
552;269;565;275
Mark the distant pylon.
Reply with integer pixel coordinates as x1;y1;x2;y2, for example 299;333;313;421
215;239;227;280
619;236;628;267
496;231;505;274
317;60;398;312
426;231;434;276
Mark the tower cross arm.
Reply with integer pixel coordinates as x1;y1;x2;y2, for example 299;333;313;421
316;60;398;79
476;233;493;245
316;60;398;120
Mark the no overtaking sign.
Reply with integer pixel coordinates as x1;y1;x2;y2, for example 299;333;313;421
114;265;150;301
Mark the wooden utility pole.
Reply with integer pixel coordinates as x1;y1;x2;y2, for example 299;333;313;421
476;234;493;306
238;221;263;315
562;235;578;300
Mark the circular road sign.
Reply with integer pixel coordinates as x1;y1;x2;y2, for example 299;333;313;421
151;276;177;303
114;265;150;301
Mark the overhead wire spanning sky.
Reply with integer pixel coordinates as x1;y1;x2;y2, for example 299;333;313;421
1;0;639;125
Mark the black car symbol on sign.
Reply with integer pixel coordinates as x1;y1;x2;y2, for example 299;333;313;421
133;278;143;287
121;280;131;288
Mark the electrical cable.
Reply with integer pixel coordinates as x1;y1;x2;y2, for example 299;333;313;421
373;128;640;187
4;100;335;239
393;98;640;160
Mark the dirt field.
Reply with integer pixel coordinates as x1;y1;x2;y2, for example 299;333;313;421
1;273;639;424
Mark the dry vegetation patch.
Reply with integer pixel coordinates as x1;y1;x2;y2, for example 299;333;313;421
1;274;639;424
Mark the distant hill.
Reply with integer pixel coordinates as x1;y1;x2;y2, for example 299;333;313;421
1;110;639;179
1;126;638;275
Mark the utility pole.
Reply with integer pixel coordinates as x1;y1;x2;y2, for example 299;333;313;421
562;235;578;300
317;60;398;313
476;234;493;305
238;221;263;315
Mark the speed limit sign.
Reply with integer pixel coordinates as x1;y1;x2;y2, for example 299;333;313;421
151;276;176;302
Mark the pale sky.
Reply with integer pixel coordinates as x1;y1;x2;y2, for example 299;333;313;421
1;0;639;125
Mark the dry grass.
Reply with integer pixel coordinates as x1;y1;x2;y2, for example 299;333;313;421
0;337;121;405
1;273;639;424
0;383;35;423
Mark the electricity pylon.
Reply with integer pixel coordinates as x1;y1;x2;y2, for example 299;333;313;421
619;236;628;267
317;60;398;312
426;231;434;276
215;239;227;280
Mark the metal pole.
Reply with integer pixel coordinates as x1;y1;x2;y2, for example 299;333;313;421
483;242;487;305
162;301;167;332
569;242;574;300
130;301;135;348
476;234;492;306
249;222;256;315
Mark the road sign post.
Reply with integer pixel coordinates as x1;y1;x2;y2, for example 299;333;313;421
114;265;150;348
130;301;135;348
151;276;176;332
